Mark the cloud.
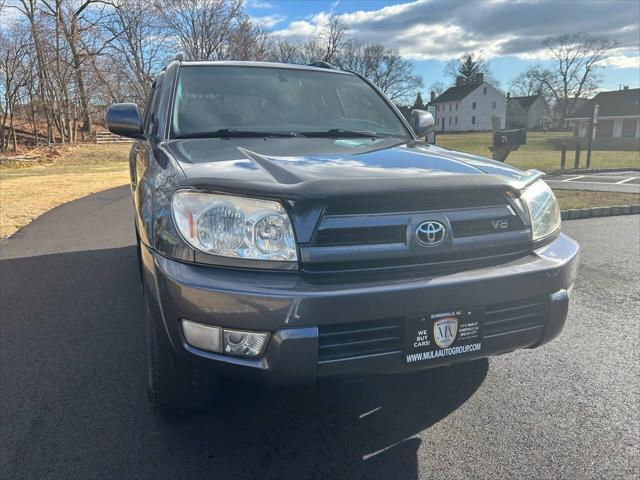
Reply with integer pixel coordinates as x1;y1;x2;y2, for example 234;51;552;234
599;53;640;69
251;14;286;29
249;1;273;8
274;0;640;66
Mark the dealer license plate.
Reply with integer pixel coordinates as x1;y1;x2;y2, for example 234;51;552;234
403;308;483;364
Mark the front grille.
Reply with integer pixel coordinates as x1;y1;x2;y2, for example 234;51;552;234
483;297;547;337
325;191;504;215
304;189;532;274
318;318;403;362
313;225;406;247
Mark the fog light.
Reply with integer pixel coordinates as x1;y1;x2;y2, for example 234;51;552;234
223;329;269;357
182;319;222;353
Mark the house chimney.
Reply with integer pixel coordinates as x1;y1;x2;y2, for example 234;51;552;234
476;73;484;84
430;90;436;102
456;76;465;87
623;85;629;90
506;92;510;100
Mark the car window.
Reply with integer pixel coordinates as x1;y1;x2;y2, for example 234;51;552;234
171;66;409;138
142;87;155;131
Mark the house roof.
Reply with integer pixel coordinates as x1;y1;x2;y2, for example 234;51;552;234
566;88;640;119
432;83;481;103
555;97;588;115
509;95;540;109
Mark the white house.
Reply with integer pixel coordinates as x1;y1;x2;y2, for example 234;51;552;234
565;87;640;138
506;93;551;130
431;74;506;132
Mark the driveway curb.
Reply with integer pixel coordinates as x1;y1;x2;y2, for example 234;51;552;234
560;204;640;220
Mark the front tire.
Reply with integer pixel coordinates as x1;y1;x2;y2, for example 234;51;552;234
145;294;218;416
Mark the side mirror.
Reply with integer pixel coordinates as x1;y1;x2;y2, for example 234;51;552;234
411;109;435;138
105;103;144;139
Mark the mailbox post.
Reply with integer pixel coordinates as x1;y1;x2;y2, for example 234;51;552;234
586;103;598;169
489;128;527;162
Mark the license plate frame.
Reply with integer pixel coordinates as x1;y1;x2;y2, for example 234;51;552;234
403;307;483;365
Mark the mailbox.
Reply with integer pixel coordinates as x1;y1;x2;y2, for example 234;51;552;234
493;128;526;148
489;128;526;162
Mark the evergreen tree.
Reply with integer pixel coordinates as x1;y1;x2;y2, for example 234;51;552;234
412;92;425;109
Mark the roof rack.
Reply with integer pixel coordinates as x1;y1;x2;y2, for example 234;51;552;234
307;61;337;70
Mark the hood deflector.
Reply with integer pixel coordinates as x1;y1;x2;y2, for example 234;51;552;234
160;142;544;201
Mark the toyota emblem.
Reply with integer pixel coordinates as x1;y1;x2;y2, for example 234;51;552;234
415;220;446;246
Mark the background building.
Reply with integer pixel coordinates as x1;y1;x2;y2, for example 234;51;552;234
506;93;551;130
566;87;640;138
431;74;506;132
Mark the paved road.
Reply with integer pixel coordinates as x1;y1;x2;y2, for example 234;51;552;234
546;171;640;194
1;187;639;480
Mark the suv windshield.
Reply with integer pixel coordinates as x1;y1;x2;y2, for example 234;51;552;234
170;65;410;139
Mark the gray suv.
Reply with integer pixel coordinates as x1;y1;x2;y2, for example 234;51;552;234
106;60;579;416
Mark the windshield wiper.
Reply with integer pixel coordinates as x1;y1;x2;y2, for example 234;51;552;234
299;129;385;138
174;129;301;139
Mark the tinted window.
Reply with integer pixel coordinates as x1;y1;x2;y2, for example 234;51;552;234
171;66;409;138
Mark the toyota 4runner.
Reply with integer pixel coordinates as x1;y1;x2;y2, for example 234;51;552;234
105;60;580;416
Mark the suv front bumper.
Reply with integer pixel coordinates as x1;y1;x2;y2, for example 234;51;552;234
140;233;579;383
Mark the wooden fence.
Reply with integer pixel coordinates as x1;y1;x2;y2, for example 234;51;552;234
95;131;132;144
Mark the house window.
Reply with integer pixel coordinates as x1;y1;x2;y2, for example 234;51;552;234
455;103;458;110
448;104;451;111
483;87;487;95
472;102;476;110
455;117;458;125
472;116;476;125
492;101;496;109
449;117;451;125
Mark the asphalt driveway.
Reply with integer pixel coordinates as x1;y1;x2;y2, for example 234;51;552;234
1;186;638;480
545;171;640;193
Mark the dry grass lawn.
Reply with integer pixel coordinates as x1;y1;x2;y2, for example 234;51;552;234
554;190;640;210
0;144;131;239
437;131;640;173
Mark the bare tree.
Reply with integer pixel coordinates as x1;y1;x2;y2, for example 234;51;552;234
318;13;349;63
154;0;245;61
300;36;324;64
40;0;112;136
536;33;616;120
226;16;272;61
0;22;31;153
100;0;168;103
270;38;303;64
340;42;423;104
509;67;544;97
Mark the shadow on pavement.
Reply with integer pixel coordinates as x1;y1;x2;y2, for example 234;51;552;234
1;246;487;480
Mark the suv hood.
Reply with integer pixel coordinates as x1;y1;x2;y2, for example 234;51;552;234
161;137;541;199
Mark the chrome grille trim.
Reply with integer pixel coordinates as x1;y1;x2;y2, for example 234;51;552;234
303;200;530;272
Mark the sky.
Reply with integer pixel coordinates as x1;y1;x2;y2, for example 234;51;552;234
246;0;640;95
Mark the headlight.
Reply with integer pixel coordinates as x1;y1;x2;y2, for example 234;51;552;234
172;191;297;262
520;180;561;241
